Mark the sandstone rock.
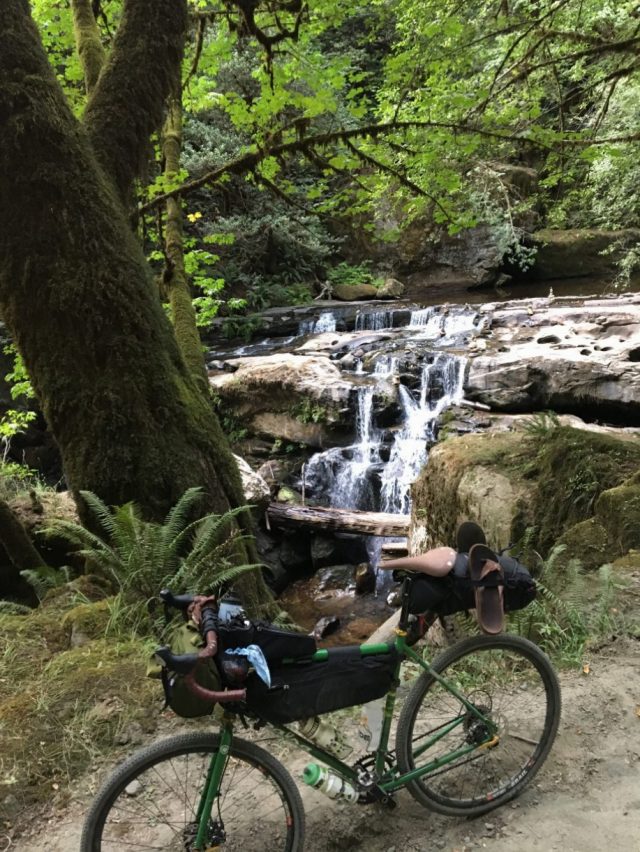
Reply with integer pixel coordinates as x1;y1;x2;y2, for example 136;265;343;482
465;297;640;419
410;423;640;565
532;228;640;281
233;454;271;505
210;353;353;414
376;277;405;299
250;412;330;448
333;283;379;301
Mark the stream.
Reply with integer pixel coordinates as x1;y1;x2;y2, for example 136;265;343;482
207;278;617;640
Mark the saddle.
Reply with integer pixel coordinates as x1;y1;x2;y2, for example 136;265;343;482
381;522;506;634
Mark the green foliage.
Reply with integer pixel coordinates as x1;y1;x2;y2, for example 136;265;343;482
20;565;72;602
509;546;623;668
327;261;383;289
47;488;260;632
522;410;561;440
0;344;36;458
293;398;329;424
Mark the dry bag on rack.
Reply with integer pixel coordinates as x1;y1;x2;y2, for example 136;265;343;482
408;553;536;617
244;645;400;724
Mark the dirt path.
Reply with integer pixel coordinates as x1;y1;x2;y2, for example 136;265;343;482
13;638;640;852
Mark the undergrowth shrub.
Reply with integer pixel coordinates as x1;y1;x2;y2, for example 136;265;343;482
40;488;259;635
509;544;623;667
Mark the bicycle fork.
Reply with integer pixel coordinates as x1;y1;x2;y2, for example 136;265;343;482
194;725;233;850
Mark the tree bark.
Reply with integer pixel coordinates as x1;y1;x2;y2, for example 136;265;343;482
83;0;189;203
71;0;106;94
162;89;209;393
0;0;277;617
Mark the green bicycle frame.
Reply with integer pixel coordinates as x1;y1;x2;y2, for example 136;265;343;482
192;628;498;849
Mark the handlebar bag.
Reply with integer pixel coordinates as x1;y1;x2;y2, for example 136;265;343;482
408;554;536;617
244;645;399;724
147;621;221;718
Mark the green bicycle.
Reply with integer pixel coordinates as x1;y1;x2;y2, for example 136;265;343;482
81;572;561;851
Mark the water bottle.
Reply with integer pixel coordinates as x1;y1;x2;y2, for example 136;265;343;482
302;763;359;803
297;717;353;760
359;698;385;750
218;591;245;624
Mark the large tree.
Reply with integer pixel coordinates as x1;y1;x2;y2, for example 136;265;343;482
0;0;279;612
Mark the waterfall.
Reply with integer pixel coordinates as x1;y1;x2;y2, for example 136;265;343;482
355;310;395;331
379;354;466;514
298;312;337;335
303;352;466;516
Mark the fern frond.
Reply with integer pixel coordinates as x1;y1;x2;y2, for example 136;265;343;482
0;600;32;615
78;491;117;540
161;487;203;545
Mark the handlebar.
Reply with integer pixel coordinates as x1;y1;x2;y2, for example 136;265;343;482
156;590;247;706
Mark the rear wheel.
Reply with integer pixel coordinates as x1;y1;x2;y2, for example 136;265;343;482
81;731;305;851
396;633;561;817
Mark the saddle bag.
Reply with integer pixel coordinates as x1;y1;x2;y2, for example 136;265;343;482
244;645;400;724
408;554;536;617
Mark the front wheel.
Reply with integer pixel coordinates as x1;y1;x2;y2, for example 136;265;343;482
396;633;561;817
81;731;305;851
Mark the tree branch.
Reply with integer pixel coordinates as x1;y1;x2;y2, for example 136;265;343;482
70;0;106;94
83;0;189;203
140;119;547;212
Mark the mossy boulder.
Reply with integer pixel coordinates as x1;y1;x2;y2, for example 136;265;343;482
410;429;534;552
62;598;113;647
411;423;640;574
555;519;610;571
333;282;378;301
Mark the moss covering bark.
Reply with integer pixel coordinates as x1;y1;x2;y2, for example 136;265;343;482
70;0;106;94
0;0;276;616
83;0;188;202
162;89;209;392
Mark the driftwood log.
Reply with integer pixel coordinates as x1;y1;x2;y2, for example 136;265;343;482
266;502;410;537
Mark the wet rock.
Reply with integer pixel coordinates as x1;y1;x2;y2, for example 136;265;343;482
377;277;405;299
355;562;376;594
317;564;355;591
276;486;302;504
313;615;341;639
279;532;312;574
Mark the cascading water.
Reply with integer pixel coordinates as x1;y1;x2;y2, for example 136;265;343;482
303;350;466;515
298;312;337;335
379;354;465;514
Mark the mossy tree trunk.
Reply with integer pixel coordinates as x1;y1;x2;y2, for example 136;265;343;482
70;0;106;95
162;88;210;393
0;0;277;616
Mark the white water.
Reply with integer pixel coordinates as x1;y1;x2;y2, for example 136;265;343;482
379;354;465;514
303;349;467;515
298;312;337;335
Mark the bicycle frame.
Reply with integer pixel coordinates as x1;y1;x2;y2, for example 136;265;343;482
191;577;498;850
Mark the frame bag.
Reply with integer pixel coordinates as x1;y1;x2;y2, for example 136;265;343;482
244;645;400;724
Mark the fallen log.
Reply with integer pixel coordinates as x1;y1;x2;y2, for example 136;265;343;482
266;502;410;537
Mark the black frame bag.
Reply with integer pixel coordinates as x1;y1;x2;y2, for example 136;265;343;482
244;645;400;724
219;620;317;662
